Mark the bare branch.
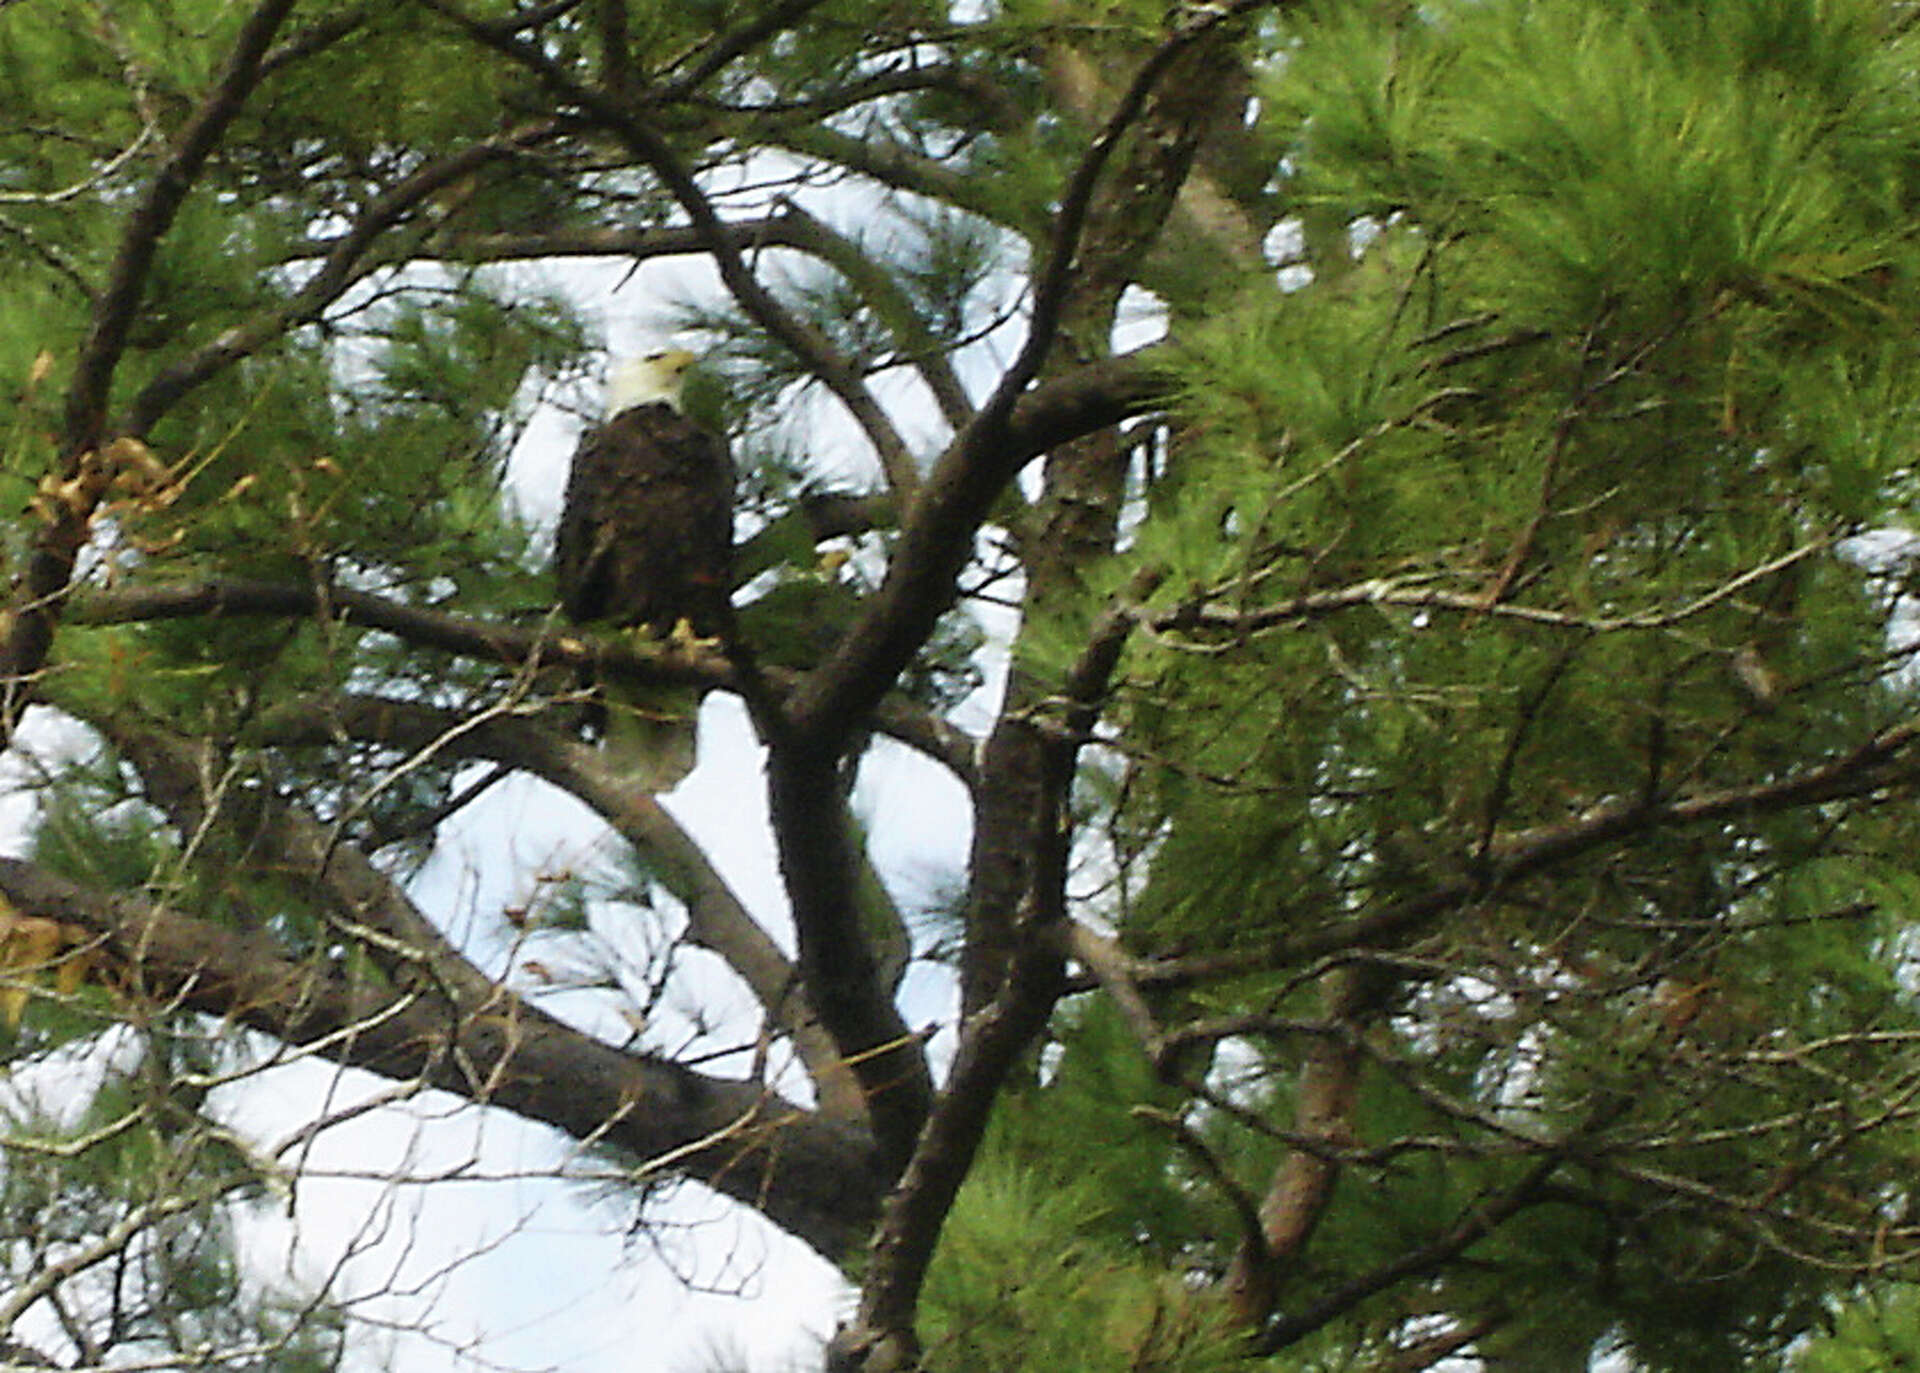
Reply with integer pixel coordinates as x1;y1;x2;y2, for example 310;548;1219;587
0;121;157;206
721;60;1024;130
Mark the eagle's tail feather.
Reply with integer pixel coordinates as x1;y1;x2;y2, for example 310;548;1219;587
602;683;705;793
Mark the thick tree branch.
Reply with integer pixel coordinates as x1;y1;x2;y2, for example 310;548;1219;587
835;578;1129;1355
782;343;1171;744
767;353;1168;1185
0;857;881;1259
833;420;1169;1370
827;20;1267;1351
767;744;935;1176
829;934;1066;1371
1037;21;1272;276
594;0;633;98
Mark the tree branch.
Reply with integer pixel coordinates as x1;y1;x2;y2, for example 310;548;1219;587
655;0;839;102
829;933;1066;1370
106;716;504;1005
67;576;979;782
0;857;882;1260
61;0;300;455
766;743;935;1176
1259;1157;1560;1352
319;212;811;266
0;1183;240;1334
775;126;1037;237
123;121;564;438
764;354;1169;1190
245;690;870;1120
1225;966;1395;1326
1138;713;1920;991
773;201;975;432
260;3;380;76
781;342;1172;744
988;0;1272;420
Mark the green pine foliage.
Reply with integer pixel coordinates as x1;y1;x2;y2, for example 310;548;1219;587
1794;1284;1920;1371
1019;1;1920;1366
921;1005;1241;1373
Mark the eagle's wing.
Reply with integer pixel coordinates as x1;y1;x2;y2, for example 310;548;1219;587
555;402;733;633
554;416;635;625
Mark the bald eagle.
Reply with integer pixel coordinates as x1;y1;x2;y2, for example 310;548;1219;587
555;350;734;791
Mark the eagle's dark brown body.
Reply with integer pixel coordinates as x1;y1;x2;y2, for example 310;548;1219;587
552;395;733;792
554;401;734;637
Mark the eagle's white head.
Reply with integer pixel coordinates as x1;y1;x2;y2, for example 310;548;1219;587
604;349;697;418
